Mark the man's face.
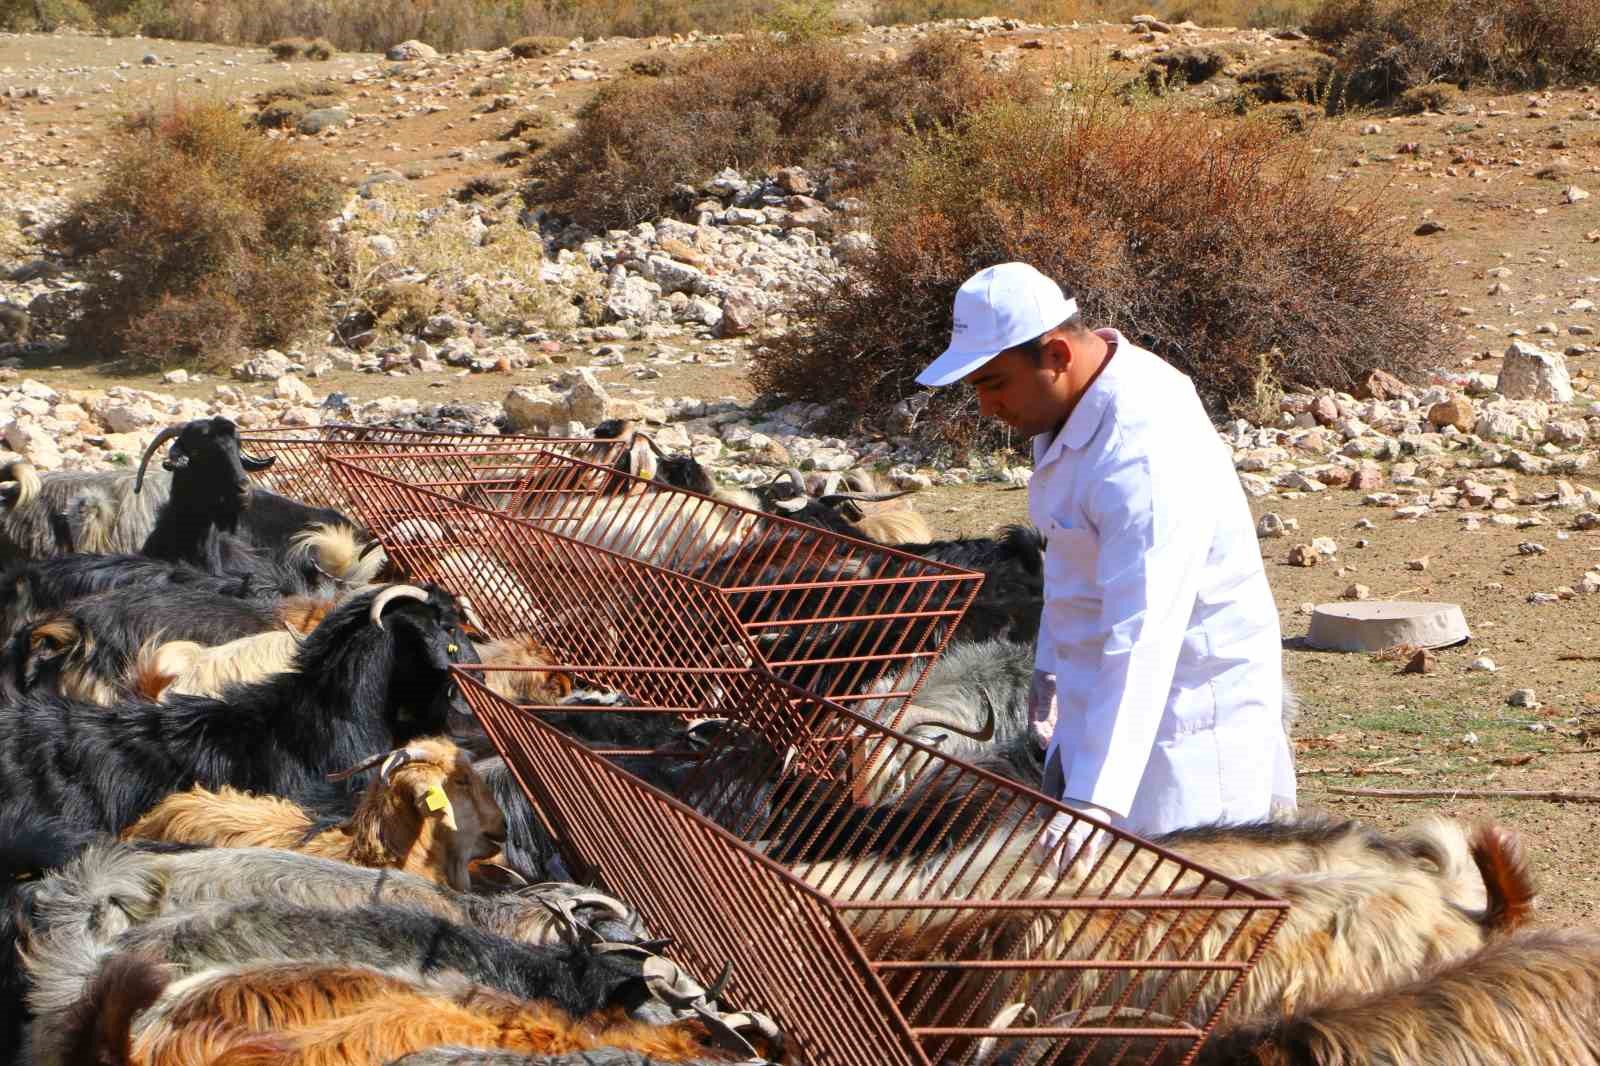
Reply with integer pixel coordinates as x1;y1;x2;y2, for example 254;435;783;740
964;341;1074;437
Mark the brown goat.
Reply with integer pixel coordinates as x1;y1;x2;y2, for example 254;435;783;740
120;737;505;891
474;634;573;704
70;957;744;1066
942;823;1538;1066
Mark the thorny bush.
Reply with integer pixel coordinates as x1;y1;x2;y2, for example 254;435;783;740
533;33;1015;230
1308;0;1600;103
50;101;342;370
753;89;1437;451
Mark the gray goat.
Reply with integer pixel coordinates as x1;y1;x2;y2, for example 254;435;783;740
0;462;171;562
26;843;648;954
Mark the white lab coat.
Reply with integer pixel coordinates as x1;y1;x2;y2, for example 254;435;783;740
1031;330;1295;837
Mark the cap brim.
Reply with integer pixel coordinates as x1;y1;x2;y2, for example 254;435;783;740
915;346;1000;388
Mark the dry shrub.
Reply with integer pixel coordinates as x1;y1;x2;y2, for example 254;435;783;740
1308;0;1600;101
303;36;335;59
1397;81;1461;113
51;100;342;370
1237;51;1337;102
753;91;1436;450
868;0;1318;26
509;34;567;58
1145;42;1252;85
95;0;793;52
0;0;93;30
267;36;304;60
537;33;1011;230
371;282;441;335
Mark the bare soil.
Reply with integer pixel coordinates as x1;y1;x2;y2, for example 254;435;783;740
3;23;1600;920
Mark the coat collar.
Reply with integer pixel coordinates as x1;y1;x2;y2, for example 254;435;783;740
1033;328;1131;468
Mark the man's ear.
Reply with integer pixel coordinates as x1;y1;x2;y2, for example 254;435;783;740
1037;333;1073;374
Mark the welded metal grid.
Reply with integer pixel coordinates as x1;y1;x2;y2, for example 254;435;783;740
455;670;1290;1066
324;448;982;719
238;425;625;517
321;443;1287;1064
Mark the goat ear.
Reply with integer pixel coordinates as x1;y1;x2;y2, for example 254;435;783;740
416;782;458;830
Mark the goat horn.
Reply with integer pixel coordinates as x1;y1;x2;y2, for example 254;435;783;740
381;748;422;781
325;749;393;782
455;594;487;634
784;468;806;492
891;700;996;742
818;489;915;506
369;584;430;628
134;423;188;495
239;448;276;472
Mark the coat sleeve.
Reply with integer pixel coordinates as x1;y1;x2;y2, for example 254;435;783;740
1058;443;1216;818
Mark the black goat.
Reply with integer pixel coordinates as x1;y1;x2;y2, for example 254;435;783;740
135;417;372;595
0;584;477;836
0;552;258;639
0;583;286;704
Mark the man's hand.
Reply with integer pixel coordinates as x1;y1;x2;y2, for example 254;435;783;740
1028;670;1057;750
1035;799;1114;876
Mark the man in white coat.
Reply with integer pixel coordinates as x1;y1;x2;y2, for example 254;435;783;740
915;262;1296;867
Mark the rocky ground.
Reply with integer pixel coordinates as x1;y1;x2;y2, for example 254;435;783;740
2;16;1600;920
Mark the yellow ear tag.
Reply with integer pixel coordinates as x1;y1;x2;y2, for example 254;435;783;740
447;643;459;655
424;786;449;812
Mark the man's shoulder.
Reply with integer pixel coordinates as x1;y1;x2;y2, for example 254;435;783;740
1095;346;1213;456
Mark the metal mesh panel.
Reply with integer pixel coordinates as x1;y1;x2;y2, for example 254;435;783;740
325;449;982;719
458;673;1289;1066
317;447;1287;1065
238;425;625;516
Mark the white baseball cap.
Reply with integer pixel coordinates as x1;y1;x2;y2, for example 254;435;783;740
915;262;1078;388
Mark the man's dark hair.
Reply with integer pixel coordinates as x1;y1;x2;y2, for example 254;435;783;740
1017;311;1086;362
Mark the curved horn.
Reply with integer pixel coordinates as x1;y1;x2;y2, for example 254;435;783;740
891;700;996;742
455;594;487;634
369;584;430;628
239;448;277;472
134;423;188;495
818;489;915;506
326;748;393;782
785;468;806;492
380;747;421;781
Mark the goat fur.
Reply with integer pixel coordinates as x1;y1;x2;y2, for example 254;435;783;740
0;585;477;834
25;842;646;965
0;585;285;704
22;898;664;1064
129;630;304;702
0;463;172;564
120;736;505;891
64;957;735;1066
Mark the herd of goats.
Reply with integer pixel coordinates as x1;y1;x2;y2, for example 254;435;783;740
0;414;1592;1066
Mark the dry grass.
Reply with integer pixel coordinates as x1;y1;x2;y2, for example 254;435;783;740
869;0;1320;27
333;188;587;339
753;85;1437;450
10;0;1328;46
535;33;1014;230
1309;0;1600;102
49;100;342;370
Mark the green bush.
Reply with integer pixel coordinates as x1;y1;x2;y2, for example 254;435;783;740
536;33;1014;230
752;90;1436;449
51;101;343;370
